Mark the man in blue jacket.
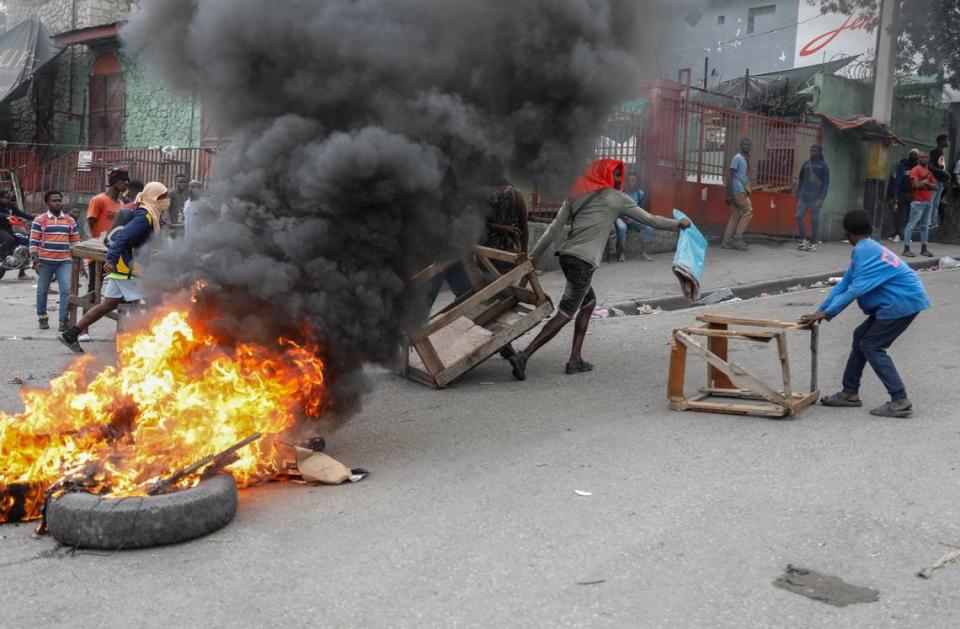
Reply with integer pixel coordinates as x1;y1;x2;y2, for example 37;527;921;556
799;210;929;418
58;182;167;353
795;144;830;252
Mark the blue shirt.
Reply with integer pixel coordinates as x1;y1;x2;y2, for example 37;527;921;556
627;189;645;206
730;153;749;195
818;238;930;320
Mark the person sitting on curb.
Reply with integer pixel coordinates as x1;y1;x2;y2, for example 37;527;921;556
59;182;168;353
507;159;689;380
799;209;929;418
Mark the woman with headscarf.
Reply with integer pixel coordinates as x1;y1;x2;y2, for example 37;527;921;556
506;159;690;381
59;182;168;353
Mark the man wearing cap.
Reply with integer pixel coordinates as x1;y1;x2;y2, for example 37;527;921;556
795;144;830;252
85;167;129;292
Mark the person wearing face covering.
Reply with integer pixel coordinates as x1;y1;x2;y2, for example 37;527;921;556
58;182;168;353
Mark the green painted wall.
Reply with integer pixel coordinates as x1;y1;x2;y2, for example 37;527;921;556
811;74;948;240
52;44;202;149
119;49;201;148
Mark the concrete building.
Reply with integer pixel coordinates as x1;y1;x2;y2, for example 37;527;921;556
658;0;878;88
1;0;212;150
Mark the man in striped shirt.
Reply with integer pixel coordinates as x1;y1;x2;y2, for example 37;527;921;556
29;191;80;331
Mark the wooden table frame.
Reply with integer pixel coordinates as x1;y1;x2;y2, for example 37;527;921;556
68;239;119;326
400;246;552;389
668;313;820;419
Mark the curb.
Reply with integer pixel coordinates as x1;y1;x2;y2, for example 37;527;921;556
608;257;946;315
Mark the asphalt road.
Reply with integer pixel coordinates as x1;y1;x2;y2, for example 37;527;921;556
1;268;959;628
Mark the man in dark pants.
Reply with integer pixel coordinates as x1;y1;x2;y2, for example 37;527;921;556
508;159;689;380
928;134;949;228
800;210;930;418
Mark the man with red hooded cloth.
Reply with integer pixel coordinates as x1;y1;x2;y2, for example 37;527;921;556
507;159;689;380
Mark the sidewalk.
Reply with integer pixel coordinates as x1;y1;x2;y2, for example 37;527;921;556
536;239;960;310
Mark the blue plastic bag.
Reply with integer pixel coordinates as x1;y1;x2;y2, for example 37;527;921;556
672;209;708;301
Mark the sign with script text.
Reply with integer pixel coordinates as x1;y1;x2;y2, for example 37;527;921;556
794;2;877;68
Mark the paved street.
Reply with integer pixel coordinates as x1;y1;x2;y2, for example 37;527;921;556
1;264;959;628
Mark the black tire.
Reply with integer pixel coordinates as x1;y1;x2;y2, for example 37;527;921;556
46;474;238;550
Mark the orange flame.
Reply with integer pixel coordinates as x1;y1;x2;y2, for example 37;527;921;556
0;309;325;522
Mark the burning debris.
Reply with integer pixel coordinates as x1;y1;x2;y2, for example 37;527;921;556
120;0;662;416
2;0;667;529
0;309;325;523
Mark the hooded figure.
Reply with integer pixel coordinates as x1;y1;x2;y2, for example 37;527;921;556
58;182;168;354
796;143;831;249
506;160;689;381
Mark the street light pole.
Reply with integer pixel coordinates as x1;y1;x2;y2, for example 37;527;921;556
865;0;899;236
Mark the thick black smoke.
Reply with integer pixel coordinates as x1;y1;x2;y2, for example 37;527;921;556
122;0;656;420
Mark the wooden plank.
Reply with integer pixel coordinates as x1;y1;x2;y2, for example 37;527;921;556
404;364;437;388
685;399;789;418
687;328;776;342
433;301;552;387
790;390;820;413
471;245;521;264
698;387;765;400
427;316;494;367
68;257;81;326
413;337;445;376
668;332;687;409
509;285;540;305
408;261;447;287
775;332;792;400
461;256;485;291
810;324;819;392
476;253;502;278
676;331;791;408
696;314;802;330
411;262;531;342
472;295;518;328
705;323;737;390
525;267;549;304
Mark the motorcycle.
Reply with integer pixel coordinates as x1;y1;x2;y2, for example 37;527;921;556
0;215;31;280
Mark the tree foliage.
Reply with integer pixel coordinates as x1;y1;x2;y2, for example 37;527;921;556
818;0;960;88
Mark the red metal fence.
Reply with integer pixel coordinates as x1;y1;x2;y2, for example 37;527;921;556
0;147;214;213
644;96;820;235
530;90;821;237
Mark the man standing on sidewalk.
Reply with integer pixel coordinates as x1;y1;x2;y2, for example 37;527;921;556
902;152;937;258
795;144;830;252
506;160;689;380
723;138;753;251
29;191;80;331
928;134;949;228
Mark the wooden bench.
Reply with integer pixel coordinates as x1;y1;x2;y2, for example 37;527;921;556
399;246;553;389
668;314;820;419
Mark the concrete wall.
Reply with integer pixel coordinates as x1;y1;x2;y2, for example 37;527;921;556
656;0;800;87
811;74;949;239
4;0;135;145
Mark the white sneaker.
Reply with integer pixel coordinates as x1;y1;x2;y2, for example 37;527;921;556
798;239;810;251
806;242;817;252
891;235;901;243
78;333;91;341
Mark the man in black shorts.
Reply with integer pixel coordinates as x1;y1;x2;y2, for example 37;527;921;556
507;159;689;380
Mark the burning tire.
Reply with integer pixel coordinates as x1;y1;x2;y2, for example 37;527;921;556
45;474;238;550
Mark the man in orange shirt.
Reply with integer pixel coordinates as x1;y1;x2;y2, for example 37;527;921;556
85;167;128;291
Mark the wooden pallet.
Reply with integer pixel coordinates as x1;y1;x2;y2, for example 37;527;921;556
68;238;119;326
667;313;820;419
400;246;552;389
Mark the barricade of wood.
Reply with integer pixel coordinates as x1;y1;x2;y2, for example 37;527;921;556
400;246;552;389
668;314;820;419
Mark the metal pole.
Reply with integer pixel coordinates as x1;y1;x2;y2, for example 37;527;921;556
703;57;709;91
871;0;897;123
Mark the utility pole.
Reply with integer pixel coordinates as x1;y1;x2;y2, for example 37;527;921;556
871;0;897;123
865;0;899;236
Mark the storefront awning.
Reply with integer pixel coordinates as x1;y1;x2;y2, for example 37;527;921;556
821;114;903;145
0;19;61;104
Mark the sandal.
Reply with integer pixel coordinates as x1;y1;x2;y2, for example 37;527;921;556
821;391;862;407
870;402;913;418
565;360;594;375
